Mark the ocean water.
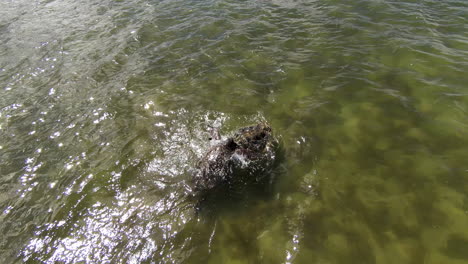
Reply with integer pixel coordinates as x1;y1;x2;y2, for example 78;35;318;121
1;0;467;263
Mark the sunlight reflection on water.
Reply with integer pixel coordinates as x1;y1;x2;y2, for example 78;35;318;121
0;0;467;263
20;107;268;263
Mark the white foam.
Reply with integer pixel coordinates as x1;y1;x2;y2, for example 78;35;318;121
231;152;250;168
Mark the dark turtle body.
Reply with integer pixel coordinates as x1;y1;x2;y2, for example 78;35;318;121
193;123;277;192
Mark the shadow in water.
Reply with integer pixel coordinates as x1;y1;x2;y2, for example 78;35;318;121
193;141;286;218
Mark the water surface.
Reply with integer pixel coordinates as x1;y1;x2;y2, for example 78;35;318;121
1;0;467;263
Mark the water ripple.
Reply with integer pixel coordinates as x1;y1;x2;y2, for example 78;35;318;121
1;0;467;263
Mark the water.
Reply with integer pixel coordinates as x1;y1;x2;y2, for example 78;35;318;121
1;0;467;263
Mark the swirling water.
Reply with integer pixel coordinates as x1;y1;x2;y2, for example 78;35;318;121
0;0;467;263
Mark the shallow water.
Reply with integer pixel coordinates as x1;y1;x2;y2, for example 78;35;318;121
1;0;467;263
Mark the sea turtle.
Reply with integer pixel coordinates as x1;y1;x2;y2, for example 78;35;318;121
193;123;277;192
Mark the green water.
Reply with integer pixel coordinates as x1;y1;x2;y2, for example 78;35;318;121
1;0;467;263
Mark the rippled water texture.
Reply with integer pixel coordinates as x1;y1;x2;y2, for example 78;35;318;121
1;0;467;263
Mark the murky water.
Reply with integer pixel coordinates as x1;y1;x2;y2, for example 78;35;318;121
1;0;467;263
